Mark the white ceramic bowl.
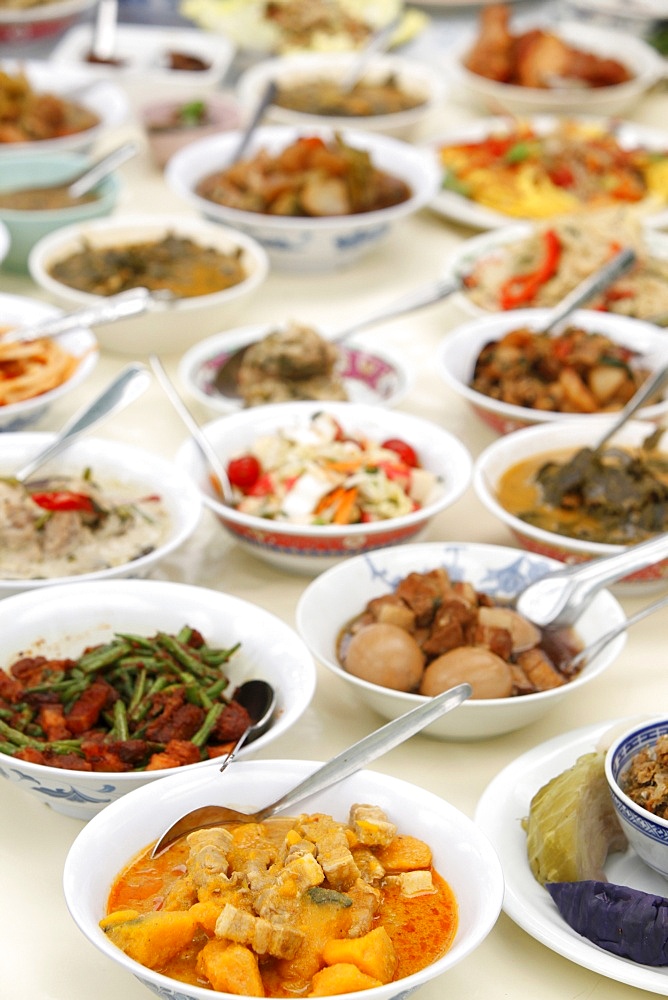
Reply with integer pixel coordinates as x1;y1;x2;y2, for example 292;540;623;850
449;21;665;117
49;23;235;105
473;417;668;584
0;292;98;430
0;433;202;597
237;52;446;141
175;400;473;575
0;59;128;157
165;124;441;271
0;0;97;44
27;213;270;355
63;758;504;999
0;579;315;819
441;221;668;322
296;541;626;741
438;308;668;436
563;0;668;42
178;323;411;414
605;716;668;877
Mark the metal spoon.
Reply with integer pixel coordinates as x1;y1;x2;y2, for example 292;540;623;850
229;79;277;166
6;288;151;344
14;363;151;483
569;590;668;673
218;679;277;774
591;359;668;452
150;681;471;856
213;273;465;399
338;15;402;92
149;354;233;503
0;141;139;203
538;247;636;335
89;0;119;64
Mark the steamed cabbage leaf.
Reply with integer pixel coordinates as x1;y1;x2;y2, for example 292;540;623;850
523;751;627;885
546;880;668;966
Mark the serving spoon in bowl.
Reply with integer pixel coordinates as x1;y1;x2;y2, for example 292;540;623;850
0;140;139;204
218;679;277;774
150;681;471;856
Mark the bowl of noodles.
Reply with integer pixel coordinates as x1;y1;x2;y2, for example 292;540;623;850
0;291;98;431
443;210;668;322
429;115;668;231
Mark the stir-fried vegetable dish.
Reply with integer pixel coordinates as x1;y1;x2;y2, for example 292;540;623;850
439;120;668;219
497;430;668;544
102;804;458;995
236;323;347;406
47;233;248;298
338;566;583;699
226;412;438;525
0;625;252;772
195;134;412;217
471;324;652;414
0;68;99;143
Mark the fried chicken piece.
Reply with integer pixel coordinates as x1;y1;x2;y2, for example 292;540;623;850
463;3;514;83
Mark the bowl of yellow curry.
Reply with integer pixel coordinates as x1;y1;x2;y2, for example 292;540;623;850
63;758;503;998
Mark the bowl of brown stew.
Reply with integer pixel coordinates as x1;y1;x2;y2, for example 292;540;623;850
473;416;668;585
63;757;503;998
296;541;626;739
237;51;446;141
27;213;270;354
164;124;441;271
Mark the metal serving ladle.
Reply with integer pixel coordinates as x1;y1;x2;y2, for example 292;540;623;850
150;681;471;856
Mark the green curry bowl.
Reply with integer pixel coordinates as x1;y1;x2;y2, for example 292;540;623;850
0;152;119;273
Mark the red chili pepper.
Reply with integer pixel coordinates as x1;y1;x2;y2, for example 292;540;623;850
30;491;96;513
499;230;562;309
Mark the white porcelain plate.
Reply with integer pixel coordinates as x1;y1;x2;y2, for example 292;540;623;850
428;115;668;231
475;719;668;994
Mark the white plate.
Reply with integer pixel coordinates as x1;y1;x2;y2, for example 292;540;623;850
475;719;668;994
49;23;234;95
428;115;668;230
442;221;668;319
178;324;411;414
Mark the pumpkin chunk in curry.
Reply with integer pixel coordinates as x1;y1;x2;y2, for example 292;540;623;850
103;804;458;996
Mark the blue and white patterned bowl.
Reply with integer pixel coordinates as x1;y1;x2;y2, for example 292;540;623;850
64;759;503;1000
606;718;668;877
164;124;440;272
296;542;626;740
0;579;315;819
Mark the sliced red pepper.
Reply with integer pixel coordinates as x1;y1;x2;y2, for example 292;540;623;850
30;491;95;513
499;230;562;309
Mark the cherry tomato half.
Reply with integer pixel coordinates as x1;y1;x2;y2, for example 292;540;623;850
227;455;261;491
381;438;418;468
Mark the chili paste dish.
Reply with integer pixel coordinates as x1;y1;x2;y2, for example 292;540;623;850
63;759;504;998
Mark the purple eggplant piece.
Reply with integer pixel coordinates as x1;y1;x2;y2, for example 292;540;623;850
546;880;668;966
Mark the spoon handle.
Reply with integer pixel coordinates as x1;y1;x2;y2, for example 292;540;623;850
149;354;233;502
540;247;636;335
339;14;401;91
11;287;151;343
14;363;150;483
593;361;668;452
570;591;668;671
254;683;471;822
331;274;463;344
229;80;277;165
68;140;139;199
